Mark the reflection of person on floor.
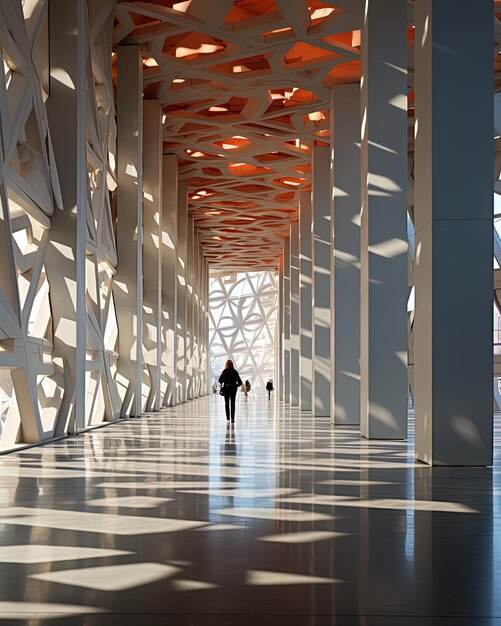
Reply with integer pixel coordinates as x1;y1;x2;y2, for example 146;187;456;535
223;421;237;460
218;359;242;422
266;379;274;399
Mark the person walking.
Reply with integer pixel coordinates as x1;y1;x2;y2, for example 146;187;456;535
219;359;242;422
266;378;274;399
242;380;251;397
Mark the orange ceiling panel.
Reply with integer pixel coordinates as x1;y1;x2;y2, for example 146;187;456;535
114;0;412;270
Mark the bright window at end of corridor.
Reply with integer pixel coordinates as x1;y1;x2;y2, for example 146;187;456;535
208;271;278;393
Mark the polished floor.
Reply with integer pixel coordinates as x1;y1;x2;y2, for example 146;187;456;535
0;395;499;625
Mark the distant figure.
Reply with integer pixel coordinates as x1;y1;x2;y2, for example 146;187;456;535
218;360;242;422
266;379;274;399
242;380;251;397
212;383;218;394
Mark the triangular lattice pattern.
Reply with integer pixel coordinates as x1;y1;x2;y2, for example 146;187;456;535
209;271;277;392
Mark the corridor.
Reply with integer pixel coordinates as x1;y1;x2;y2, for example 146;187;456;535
0;397;499;625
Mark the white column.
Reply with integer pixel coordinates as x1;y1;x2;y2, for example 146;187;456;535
194;234;202;397
203;258;209;394
283;237;291;403
45;0;87;433
200;258;205;395
414;0;493;465
199;249;204;397
193;240;199;398
360;0;408;439
299;191;313;411
312;145;331;417
142;100;162;412
277;255;284;401
290;222;300;406
206;260;209;393
75;0;87;429
114;45;143;417
161;155;178;406
186;215;194;400
331;85;361;424
176;182;188;404
199;245;205;396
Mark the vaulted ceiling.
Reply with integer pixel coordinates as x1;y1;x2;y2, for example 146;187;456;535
112;1;370;270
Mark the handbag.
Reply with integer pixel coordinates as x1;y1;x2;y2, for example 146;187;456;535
219;384;225;396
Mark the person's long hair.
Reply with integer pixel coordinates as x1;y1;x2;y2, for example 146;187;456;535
225;359;234;369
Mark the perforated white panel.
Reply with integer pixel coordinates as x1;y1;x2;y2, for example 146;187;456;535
209;272;278;393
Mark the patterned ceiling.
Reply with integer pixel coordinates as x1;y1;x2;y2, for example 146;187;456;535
113;0;366;269
112;3;501;269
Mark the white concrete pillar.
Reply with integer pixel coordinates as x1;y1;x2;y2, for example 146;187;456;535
45;0;87;433
142;100;162;412
277;255;284;401
312;145;331;417
161;155;178;406
360;0;408;439
192;228;198;399
331;85;361;424
114;45;143;417
202;254;208;395
299;191;313;411
283;237;291;403
290;221;300;406
186;216;195;400
198;255;203;397
176;182;188;404
200;256;205;396
194;234;202;397
74;0;88;429
202;258;209;394
414;0;493;465
199;247;205;396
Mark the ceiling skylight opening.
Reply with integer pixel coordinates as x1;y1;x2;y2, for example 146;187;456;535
309;7;335;21
294;138;309;149
352;30;361;46
185;149;207;158
173;0;192;12
176;43;224;58
219;136;250;150
278;177;308;187
308;111;326;122
232;65;251;73
262;26;293;36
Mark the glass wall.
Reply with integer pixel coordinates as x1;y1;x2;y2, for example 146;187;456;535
209;271;278;394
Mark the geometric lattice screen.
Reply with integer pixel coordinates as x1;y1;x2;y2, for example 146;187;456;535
0;0;61;446
0;0;119;449
209;272;278;393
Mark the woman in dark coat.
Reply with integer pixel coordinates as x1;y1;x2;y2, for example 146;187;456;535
219;359;242;422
